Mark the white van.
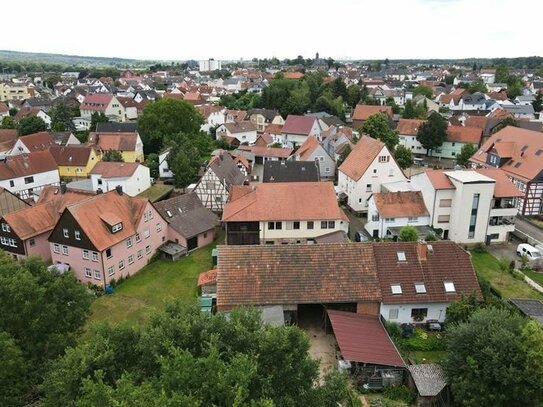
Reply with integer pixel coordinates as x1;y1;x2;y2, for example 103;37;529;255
516;244;542;260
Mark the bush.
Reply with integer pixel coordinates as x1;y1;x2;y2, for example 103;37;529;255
384;321;402;342
383;385;417;405
403;328;445;351
472;243;487;254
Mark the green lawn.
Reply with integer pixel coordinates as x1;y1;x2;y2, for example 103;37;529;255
408;350;447;364
138;184;173;202
470;251;543;300
87;243;215;328
522;269;543;287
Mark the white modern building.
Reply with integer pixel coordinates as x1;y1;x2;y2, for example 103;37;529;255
199;59;222;72
89;162;151;197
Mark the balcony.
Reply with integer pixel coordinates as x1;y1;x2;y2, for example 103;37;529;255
492;198;517;210
488;216;515;229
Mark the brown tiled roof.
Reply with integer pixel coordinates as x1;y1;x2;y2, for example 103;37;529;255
397;119;426;136
446;126;482;144
223;121;257;134
0;150;58;180
0;129;17;152
198;270;218;287
3;188;93;239
225;109;247;122
465;115;487;131
238;145;293;159
90;132;138;151
63;191;149;251
18;131;55;151
339;136;385;181
296;135;321;160
473;168;523;198
222;182;348;222
206;152;246;187
282;115;317;136
373;191;429;218
14;107;44;121
425;170;455;190
373;241;483;304
283;71;304;80
263;123;283;135
49;145;93;166
216;243;381;309
470;126;543;182
352;105;392;121
89;161;140;178
80;94;113;111
197;104;223;119
0;103;8;113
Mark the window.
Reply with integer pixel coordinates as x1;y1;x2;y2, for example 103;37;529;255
135;233;141;243
325;167;330;174
62;245;68;255
9;180;14;187
0;236;7;245
371;214;379;222
108;266;115;276
29;238;35;247
391;284;402;294
408;217;418;223
293;221;300;230
328;221;335;228
84;268;92;278
385;218;395;223
468;193;480;239
112;223;123;233
437;215;450;223
397;251;406;261
307;221;314;229
128;255;134;265
439;199;452;208
106;248;112;258
119;260;125;270
444;281;456;293
215;196;223;203
366;184;372;192
144;212;148;222
148;210;153;220
321;221;328;229
379;155;389;163
372;168;377;174
415;283;427;294
144;228;150;238
63;228;69;238
126;237;132;248
145;245;151;254
156;223;162;232
92;252;99;262
203;232;207;238
24;176;34;184
388;309;399;320
9;238;16;247
53;243;60;253
1;223;10;232
83;250;90;260
411;308;428;321
75;230;81;240
137;250;143;259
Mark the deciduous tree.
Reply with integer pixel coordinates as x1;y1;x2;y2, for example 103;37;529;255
17;116;47;135
455;143;477;167
394;145;413;169
102;149;124;162
413;85;433;99
399;225;418;241
361;113;399;151
416;112;447;155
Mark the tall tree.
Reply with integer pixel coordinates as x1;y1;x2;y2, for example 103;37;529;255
17;116;47;136
346;84;361;108
413;85;433;99
416;112;447;156
445;307;543;407
394;145;413;169
399;225;418;241
89;111;108;132
402;100;416;119
532;92;542;112
495;64;510;83
42;303;358;407
361;113;399;151
145;153;160;179
49;99;76;132
1;116;16;129
456;143;477;166
102;149;124;162
138;99;204;155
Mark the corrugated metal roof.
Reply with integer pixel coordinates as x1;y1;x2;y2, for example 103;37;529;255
327;310;404;367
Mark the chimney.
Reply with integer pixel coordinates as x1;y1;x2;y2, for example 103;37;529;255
417;241;427;261
96;188;103;194
60;182;67;194
115;185;123;195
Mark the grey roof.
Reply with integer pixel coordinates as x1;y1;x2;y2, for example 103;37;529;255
322;116;345;127
50;132;74;146
306;111;332;119
407;364;447;397
247;108;279;121
209;153;247;187
262;160;320;183
510;299;543;324
154;192;219;239
502;104;535;115
96;122;138;133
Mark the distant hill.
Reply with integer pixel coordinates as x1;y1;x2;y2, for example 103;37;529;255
0;49;155;68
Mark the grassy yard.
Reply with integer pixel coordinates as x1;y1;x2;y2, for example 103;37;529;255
522;269;543;287
87;243;215;328
470;250;543;300
138;184;173;202
408;350;446;364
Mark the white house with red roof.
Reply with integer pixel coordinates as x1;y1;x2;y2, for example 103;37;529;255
280;115;322;147
90;162;151;197
80;94;125;122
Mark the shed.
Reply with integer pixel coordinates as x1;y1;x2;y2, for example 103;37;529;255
327;310;404;388
407;364;449;407
510;298;543;324
159;242;187;261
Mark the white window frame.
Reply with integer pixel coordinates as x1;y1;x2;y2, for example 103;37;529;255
84;267;92;278
444;281;456;293
391;284;402;295
62;245;68;255
415;283;427;294
75;230;81;240
83;249;90;260
126;237;132;248
119;260;125;270
128;255;134;265
145;245;151;254
63;228;69;238
94;270;101;280
92;252;99;262
137;250;143;259
135;233;141;243
53;243;60;253
107;266;114;276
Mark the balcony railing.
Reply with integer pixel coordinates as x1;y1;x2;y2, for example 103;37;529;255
489;216;515;226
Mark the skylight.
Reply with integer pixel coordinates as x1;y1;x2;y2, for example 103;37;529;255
166;210;173;218
444;281;456;293
397;251;406;262
415;283;427;294
391;284;402;295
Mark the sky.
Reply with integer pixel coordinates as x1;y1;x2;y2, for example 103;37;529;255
1;0;541;61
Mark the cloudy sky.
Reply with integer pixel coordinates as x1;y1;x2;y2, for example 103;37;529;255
1;0;540;61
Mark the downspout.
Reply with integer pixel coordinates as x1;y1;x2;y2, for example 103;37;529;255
431;189;437;226
101;249;107;290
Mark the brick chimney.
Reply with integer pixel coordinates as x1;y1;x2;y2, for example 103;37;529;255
417;241;427;261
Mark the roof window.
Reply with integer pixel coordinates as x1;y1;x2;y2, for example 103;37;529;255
444;281;456;293
415;283;427;294
391;284;402;295
397;251;406;261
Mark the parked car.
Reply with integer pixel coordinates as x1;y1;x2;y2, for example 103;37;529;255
354;230;370;242
516;243;542;261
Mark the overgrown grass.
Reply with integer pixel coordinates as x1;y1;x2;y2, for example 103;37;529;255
470;250;543;300
138;184;173;202
87;243;215;328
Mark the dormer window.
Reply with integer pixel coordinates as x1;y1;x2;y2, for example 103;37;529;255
112;223;123;233
444;281;456;293
63;228;69;238
391;284;402;294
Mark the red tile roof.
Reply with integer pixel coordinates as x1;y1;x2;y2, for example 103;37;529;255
217;243;381;310
424;170;455;190
89;132;138;151
89;161;140;178
373;191;429;218
49;145;93;166
473;168;523;198
352;105;393;122
283;71;304;80
397;119;425;136
80;94;114;111
373;241;483;305
282;115;317;136
339;136;385;181
296;135;321;160
198;270;218;286
327;310;404;367
0;129;17;152
222;182;348;222
263;123;283;135
446;126;482;144
0;150;58;180
238;145;292;159
18;131;55;152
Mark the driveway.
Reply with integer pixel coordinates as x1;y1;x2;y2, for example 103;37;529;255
515;217;543;246
487;242;518;264
343;206;367;241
